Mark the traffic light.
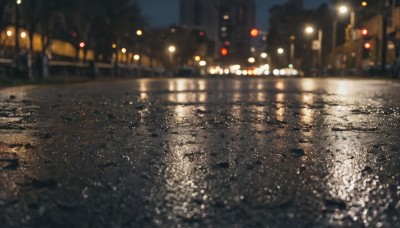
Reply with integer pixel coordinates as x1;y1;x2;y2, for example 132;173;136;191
221;47;229;56
362;42;371;59
250;28;259;38
193;29;206;43
361;28;368;36
361;28;371;59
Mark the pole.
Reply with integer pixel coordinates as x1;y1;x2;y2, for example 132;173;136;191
382;15;388;73
349;11;355;69
332;20;337;69
15;1;20;70
290;41;295;66
318;29;323;76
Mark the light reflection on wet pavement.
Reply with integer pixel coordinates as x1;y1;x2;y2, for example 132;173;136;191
0;78;399;227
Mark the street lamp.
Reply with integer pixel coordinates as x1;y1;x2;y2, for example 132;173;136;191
277;48;284;55
305;25;323;76
136;29;143;36
248;57;255;64
168;45;176;71
15;0;22;68
305;26;314;34
168;45;176;54
261;53;268;59
335;5;356;69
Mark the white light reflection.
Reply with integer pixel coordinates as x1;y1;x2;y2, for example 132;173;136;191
275;81;285;91
300;94;315;124
275;93;286;120
160;86;210;221
167;80;208;104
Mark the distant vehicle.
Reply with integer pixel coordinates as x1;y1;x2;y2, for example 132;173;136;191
273;68;304;77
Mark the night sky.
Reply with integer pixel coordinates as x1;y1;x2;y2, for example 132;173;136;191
138;0;329;30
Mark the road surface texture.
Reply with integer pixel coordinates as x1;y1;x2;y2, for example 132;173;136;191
1;77;400;227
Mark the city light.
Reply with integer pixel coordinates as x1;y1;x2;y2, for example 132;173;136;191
168;45;176;53
136;30;143;36
338;5;349;14
112;43;117;49
134;54;140;61
194;56;201;61
6;30;12;37
20;32;27;38
223;15;229;20
261;53;268;59
277;48;284;55
221;47;228;56
250;28;259;37
305;26;314;34
16;0;22;5
362;1;367;7
79;42;85;48
364;42;371;49
199;60;207;67
361;28;368;36
248;57;255;63
121;48;127;54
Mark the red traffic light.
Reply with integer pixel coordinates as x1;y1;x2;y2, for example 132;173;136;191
364;42;371;49
361;28;368;36
221;47;228;56
250;28;259;37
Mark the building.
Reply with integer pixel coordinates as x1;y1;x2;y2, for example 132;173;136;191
180;0;256;64
179;0;220;42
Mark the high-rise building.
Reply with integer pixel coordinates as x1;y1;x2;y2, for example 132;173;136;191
180;0;220;42
180;0;256;64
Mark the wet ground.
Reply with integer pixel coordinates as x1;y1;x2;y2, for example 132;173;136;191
0;77;400;227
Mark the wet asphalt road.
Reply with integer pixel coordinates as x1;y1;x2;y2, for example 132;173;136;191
0;77;400;227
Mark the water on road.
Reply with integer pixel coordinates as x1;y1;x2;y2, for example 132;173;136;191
1;78;400;227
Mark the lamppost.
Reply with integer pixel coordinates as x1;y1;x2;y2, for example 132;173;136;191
305;25;323;76
136;29;143;75
290;35;295;66
168;45;176;72
338;5;356;69
277;48;285;68
332;5;354;69
15;0;22;70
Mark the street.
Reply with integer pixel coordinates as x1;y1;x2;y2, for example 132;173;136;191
1;77;400;227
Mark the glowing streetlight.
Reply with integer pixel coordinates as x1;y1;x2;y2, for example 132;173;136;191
338;5;349;15
112;43;117;49
6;30;12;37
79;42;86;48
277;48;284;55
121;48;127;54
261;53;268;59
248;57;255;63
134;54;140;61
168;45;176;53
136;29;143;36
194;56;201;61
199;60;207;67
20;31;27;38
305;26;314;34
16;0;22;4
